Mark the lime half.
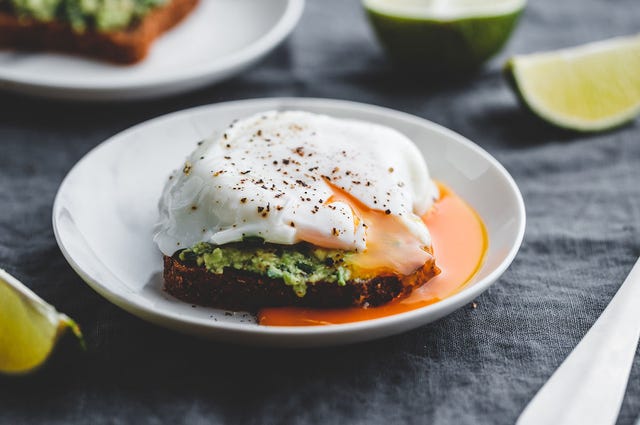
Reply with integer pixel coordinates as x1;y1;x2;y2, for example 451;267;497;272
363;0;525;72
506;34;640;132
0;269;84;374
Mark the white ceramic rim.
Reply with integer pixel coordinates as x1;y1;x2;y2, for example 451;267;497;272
52;97;526;341
0;0;305;91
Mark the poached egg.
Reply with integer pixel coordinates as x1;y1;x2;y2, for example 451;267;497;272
154;111;439;276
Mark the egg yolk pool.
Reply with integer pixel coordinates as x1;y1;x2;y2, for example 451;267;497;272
257;182;487;326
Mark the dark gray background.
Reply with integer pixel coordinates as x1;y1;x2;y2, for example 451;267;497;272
1;0;639;424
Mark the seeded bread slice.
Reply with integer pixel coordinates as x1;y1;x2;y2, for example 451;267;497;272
163;253;439;311
0;0;199;64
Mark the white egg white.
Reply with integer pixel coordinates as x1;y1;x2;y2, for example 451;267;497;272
154;111;439;256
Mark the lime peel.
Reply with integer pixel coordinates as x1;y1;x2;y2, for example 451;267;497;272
505;34;640;132
0;268;85;375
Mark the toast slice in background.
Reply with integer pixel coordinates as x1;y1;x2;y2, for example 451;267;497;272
0;0;199;64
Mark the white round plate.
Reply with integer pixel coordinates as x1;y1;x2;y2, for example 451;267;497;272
0;0;304;101
53;98;525;347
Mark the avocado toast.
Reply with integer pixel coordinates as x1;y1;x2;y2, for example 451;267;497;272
0;0;199;63
164;241;438;310
155;111;441;312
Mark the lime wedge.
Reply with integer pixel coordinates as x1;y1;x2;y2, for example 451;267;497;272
0;269;84;374
363;0;525;72
505;34;640;132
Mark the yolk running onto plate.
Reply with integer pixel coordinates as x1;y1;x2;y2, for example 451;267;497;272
257;182;487;326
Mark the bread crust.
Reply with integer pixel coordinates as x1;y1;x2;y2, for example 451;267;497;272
0;0;199;64
163;254;439;311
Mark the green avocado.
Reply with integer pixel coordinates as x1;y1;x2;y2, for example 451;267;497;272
178;242;357;298
4;0;168;32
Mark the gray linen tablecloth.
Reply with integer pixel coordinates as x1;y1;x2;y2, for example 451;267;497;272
1;0;639;424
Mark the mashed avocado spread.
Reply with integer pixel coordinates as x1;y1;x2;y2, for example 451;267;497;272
4;0;167;32
178;241;357;297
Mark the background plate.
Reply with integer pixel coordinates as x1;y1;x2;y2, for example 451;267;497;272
0;0;304;101
53;98;525;347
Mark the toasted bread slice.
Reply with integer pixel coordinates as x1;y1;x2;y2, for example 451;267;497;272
163;253;439;311
0;0;199;64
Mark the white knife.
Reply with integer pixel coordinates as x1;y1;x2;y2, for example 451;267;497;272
517;257;640;425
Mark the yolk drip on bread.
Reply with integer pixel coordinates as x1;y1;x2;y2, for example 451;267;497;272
296;180;432;278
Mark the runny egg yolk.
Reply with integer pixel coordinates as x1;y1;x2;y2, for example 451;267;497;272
258;182;487;326
296;180;432;278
